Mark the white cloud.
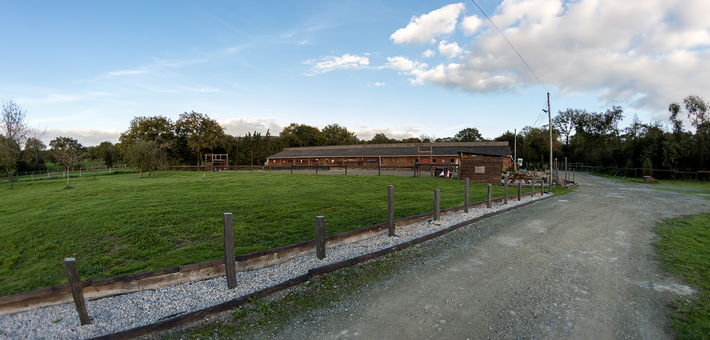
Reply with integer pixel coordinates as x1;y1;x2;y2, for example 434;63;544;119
383;56;428;72
44;128;122;146
422;49;436;58
107;69;145;77
305;53;370;75
354;124;424;140
387;0;710;117
460;15;484;36
375;82;385;87
190;87;219;93
390;3;466;45
219;117;283;137
438;41;463;59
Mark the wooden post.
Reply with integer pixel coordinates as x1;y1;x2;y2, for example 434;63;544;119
387;185;395;236
503;174;508;205
79;168;81;177
315;216;326;259
464;178;469;213
540;181;544;195
517;182;522;201
565;157;568;183
64;258;91;325
290;166;293;174
31;173;33;181
433;189;440;221
316;166;319;175
345;164;348;175
378;164;381;176
532;180;535;197
223;213;237;289
487;184;492;208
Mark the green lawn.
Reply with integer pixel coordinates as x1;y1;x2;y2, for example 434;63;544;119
0;171;541;296
655;214;710;339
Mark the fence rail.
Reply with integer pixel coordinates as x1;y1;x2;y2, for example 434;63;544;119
2;165;133;184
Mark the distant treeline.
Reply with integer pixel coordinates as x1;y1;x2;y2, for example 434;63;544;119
4;94;710;179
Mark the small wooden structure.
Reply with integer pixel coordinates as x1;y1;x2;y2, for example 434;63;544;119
458;151;507;184
205;154;229;172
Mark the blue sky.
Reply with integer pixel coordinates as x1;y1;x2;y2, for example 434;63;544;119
1;0;709;145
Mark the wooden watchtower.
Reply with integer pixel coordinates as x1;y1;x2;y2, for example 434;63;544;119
205;154;229;171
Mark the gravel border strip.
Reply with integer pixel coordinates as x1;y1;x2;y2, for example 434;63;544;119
0;194;552;340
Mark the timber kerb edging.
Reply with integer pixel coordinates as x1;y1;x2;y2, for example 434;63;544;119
86;193;557;340
0;189;545;315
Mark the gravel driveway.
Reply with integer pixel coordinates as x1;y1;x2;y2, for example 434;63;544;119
242;173;709;339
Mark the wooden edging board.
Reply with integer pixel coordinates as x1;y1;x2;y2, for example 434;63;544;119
0;190;542;315
88;193;556;340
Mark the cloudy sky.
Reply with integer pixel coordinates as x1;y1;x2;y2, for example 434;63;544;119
1;0;709;145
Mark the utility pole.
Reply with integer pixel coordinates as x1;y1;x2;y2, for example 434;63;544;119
514;128;517;171
547;92;552;194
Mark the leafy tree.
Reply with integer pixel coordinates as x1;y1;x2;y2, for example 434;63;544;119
50;136;85;187
120;116;175;168
279;123;326;147
1;101;41;188
175;111;225;164
95;141;117;167
453;128;483;142
124;139;159;178
553;109;582;146
322;123;355;145
370;133;392;144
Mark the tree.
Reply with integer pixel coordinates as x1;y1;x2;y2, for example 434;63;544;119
50;136;85;187
120;116;175;168
453;128;483;142
95;141;117;167
124;139;159;178
175;111;225;164
370;133;391;144
279;123;326;147
322;124;355;145
553;109;582;146
1;101;40;188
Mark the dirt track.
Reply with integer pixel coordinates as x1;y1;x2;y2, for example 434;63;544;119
245;173;709;339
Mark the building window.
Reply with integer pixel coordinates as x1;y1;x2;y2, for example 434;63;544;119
450;159;454;162
475;166;485;173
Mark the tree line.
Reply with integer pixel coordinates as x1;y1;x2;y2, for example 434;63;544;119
1;94;708;187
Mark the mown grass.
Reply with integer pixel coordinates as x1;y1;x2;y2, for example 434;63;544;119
0;171;536;296
655;214;710;339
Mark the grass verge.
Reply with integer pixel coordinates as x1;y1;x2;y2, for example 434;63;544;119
655;214;710;339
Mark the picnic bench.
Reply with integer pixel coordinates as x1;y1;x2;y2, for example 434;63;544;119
506;173;530;184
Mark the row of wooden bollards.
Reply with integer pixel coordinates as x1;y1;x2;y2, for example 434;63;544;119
61;177;547;326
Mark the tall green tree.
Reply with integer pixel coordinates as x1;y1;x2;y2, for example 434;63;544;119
119;116;176;168
124;139;160;178
453;128;484;142
279;123;326;147
322;123;355;145
175;111;226;164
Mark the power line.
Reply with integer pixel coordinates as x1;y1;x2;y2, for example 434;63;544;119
470;0;548;92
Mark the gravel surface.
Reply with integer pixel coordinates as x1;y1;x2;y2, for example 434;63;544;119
238;173;709;340
0;193;547;340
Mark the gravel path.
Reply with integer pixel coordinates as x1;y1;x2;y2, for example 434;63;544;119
241;173;709;339
0;193;547;340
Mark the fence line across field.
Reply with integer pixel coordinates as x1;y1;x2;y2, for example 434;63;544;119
2;165;134;184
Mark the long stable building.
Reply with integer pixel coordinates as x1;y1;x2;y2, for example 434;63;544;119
266;142;512;168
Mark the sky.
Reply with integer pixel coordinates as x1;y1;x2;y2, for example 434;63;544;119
1;0;709;146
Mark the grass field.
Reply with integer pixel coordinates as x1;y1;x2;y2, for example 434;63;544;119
0;171;549;296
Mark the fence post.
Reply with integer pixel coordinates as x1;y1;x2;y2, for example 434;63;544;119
222;213;237;289
290;166;293;174
433;189;440;221
345;164;348;175
565;157;568;183
518;182;522;201
487;184;492;208
316;166;319;175
79;168;81;177
315;216;326;259
503;175;508;205
64;258;91;325
532;180;535;197
387;185;395;236
540;181;544;195
31;173;33;181
464;178;469;213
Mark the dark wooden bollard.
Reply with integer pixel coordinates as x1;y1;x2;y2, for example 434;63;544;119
433;189;440;221
487;184;492;208
64;258;91;325
532;180;536;197
518;182;522;201
315;216;326;259
345;165;348;175
503;175;508;205
540;181;544;196
464;178;469;213
387;185;395;237
223;213;237;289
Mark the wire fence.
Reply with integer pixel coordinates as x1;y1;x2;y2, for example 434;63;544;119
2;165;134;184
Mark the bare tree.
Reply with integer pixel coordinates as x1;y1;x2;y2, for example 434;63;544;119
0;101;40;188
50;136;85;187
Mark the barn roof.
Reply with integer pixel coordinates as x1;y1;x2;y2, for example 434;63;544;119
267;142;511;159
